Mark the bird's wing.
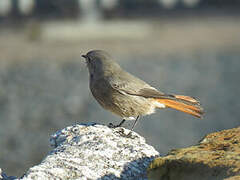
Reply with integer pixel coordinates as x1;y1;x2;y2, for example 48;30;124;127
108;70;199;102
108;70;203;118
108;70;174;99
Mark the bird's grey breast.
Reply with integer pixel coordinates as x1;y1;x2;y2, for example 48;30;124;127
90;76;115;109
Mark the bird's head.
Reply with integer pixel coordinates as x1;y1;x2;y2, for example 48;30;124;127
82;50;121;77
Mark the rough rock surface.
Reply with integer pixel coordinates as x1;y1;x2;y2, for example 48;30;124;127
148;126;240;180
21;123;159;180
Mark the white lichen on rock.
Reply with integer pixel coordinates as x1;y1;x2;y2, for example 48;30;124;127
21;123;159;180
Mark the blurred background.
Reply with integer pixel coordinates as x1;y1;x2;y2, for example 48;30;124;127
0;0;240;177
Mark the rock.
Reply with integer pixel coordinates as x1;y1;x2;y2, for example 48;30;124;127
3;124;239;179
21;123;159;180
148;127;240;180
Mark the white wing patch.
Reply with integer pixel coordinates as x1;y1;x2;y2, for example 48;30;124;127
154;101;166;108
123;116;136;120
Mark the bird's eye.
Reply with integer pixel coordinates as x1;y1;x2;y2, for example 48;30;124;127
82;55;90;62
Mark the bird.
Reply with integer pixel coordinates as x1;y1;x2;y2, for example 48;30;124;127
82;50;204;131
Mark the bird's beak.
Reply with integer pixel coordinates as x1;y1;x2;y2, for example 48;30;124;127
81;54;88;67
81;55;87;59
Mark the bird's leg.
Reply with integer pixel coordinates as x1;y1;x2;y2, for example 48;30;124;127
108;119;126;128
125;116;140;137
108;116;140;138
130;116;139;131
117;119;126;127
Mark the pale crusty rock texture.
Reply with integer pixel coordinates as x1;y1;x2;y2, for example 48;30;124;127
148;126;240;180
2;125;240;180
21;123;159;180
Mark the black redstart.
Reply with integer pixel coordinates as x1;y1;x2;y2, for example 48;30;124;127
82;50;203;131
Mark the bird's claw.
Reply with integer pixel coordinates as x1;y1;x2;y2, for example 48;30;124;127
108;123;119;128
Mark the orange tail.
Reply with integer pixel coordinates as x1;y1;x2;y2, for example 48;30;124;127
156;95;204;118
174;95;200;105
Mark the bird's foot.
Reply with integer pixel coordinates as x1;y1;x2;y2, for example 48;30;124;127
125;131;133;138
108;124;136;139
108;119;126;128
108;123;122;128
118;129;135;138
108;123;118;128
